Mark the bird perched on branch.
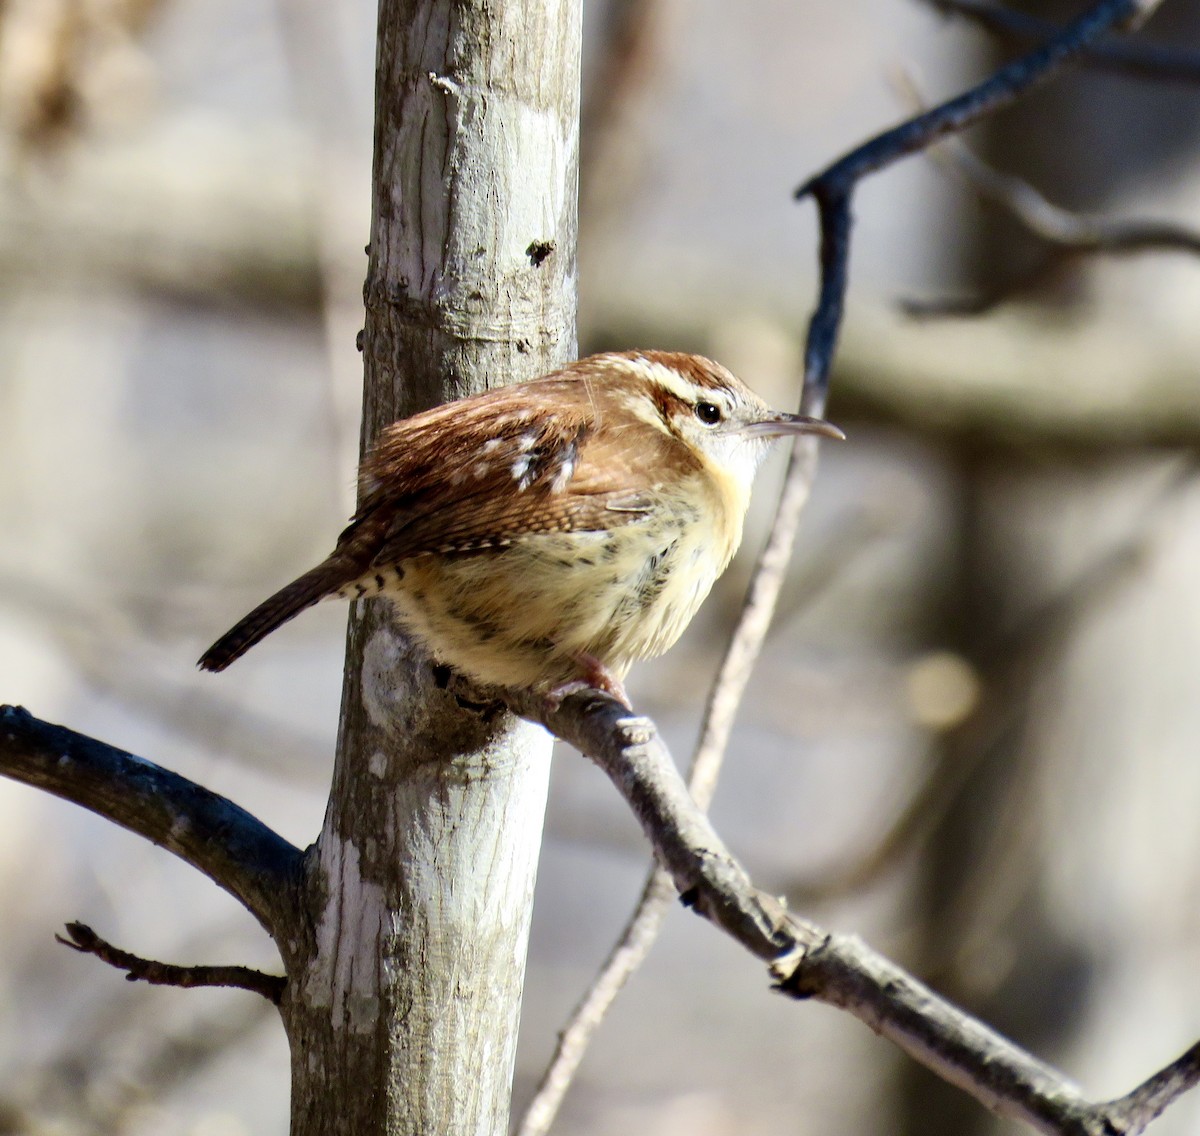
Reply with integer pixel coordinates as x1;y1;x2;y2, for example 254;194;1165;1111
199;350;843;707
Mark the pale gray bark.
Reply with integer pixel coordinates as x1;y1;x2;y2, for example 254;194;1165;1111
278;3;581;1134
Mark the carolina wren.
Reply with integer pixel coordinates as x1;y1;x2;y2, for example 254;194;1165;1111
199;351;843;706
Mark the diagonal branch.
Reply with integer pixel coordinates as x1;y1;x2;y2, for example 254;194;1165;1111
926;0;1200;85
0;705;302;939
514;688;1200;1136
514;866;676;1136
794;0;1166;397
892;67;1200;316
945;141;1200;254
1106;1042;1200;1132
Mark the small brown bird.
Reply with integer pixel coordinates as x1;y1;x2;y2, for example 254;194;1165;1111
199;351;843;707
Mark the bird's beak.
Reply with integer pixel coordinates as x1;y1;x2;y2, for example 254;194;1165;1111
741;413;846;441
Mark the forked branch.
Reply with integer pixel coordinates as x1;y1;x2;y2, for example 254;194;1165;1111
517;689;1200;1136
892;67;1200;317
795;0;1167;396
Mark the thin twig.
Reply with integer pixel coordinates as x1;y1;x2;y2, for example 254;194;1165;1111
57;921;286;1005
510;687;1200;1136
515;868;676;1136
927;0;1200;85
690;441;825;804
0;705;302;938
892;67;1200;317
920;83;1200;255
795;0;1167;397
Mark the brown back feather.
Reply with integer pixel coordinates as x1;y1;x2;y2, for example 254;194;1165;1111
200;352;717;669
343;367;697;568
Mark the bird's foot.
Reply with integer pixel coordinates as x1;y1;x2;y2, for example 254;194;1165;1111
544;655;632;713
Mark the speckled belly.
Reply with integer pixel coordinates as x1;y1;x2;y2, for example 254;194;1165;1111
366;521;725;692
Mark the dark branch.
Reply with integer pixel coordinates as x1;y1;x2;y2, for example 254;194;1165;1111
896;70;1200;312
515;868;676;1136
513;688;1200;1135
57;921;286;1005
1106;1041;1200;1131
0;705;302;939
927;0;1200;85
794;0;1166;397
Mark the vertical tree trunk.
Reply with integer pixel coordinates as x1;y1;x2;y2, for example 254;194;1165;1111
280;2;581;1132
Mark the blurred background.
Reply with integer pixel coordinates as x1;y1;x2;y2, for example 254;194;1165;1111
3;1;1200;1133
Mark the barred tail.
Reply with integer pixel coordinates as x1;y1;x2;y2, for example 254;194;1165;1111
198;561;349;672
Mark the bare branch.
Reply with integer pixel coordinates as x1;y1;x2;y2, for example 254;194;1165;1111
691;439;825;805
794;0;1166;397
1106;1042;1200;1132
523;13;1184;1125
519;692;789;952
0;705;301;939
927;0;1200;85
521;12;1167;1103
529;12;1159;1093
57;922;286;1005
511;688;1200;1135
941;145;1200;278
892;67;1200;317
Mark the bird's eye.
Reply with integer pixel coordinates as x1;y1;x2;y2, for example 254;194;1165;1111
694;401;722;425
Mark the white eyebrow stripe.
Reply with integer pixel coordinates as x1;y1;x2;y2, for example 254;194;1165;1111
629;357;701;404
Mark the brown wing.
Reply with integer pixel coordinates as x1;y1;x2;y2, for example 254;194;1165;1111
340;376;688;568
199;360;702;672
